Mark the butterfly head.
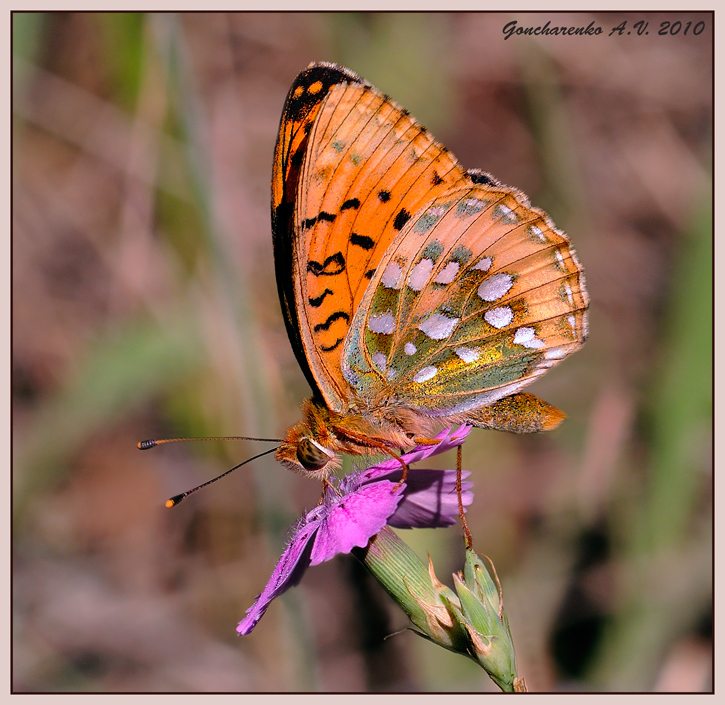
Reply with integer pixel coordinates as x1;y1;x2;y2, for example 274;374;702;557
275;407;342;478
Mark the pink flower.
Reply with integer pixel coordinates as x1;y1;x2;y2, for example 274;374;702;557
238;426;473;635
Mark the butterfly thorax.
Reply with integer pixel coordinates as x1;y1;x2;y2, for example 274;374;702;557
275;397;427;478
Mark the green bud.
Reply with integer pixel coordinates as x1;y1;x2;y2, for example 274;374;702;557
452;550;521;693
354;532;526;692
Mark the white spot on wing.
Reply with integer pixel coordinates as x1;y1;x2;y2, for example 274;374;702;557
495;204;517;222
545;346;568;360
556;250;566;269
530;225;546;241
478;273;514;302
368;312;396;334
564;282;574;305
408;258;434;291
413;365;438;383
343;364;359;387
513;326;545;349
434;261;459;284
455;346;480;363
418;313;459;340
568;315;576;331
372;352;387;372
381;262;403;289
404;342;417;356
484;306;513;329
473;257;492;272
457;198;487;217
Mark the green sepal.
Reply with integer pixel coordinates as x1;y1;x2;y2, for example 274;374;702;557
352;526;469;652
453;550;519;692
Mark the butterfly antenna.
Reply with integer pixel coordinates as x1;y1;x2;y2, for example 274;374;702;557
138;435;281;450
164;446;279;508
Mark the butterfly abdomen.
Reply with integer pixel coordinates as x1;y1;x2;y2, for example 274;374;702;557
456;393;566;434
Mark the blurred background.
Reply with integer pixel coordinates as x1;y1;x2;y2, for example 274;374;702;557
12;11;712;693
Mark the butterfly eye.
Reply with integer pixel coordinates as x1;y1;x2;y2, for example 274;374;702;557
296;437;333;472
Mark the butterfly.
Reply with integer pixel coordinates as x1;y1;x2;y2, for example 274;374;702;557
272;62;588;478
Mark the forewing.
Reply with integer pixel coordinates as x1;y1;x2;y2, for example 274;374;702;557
291;78;469;411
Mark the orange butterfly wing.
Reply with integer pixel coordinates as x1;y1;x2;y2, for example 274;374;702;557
280;67;470;411
273;63;588;422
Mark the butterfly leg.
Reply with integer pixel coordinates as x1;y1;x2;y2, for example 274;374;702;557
330;424;410;490
392;454;409;492
457;444;473;549
319;477;340;504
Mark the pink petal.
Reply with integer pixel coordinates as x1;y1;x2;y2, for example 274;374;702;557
388;470;473;528
310;480;402;565
236;520;318;635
